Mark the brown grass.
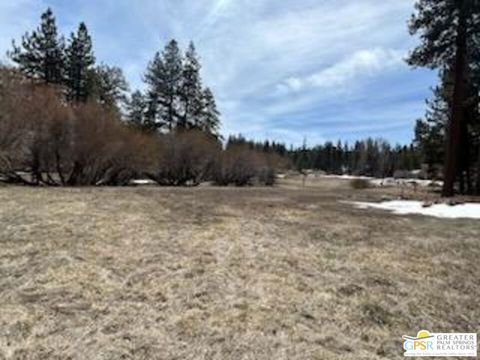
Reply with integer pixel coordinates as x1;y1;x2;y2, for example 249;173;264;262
349;178;370;190
0;177;479;359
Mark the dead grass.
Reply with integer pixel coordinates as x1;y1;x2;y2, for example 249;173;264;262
349;178;370;190
0;177;479;359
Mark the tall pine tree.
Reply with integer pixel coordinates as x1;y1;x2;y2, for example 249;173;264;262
180;42;203;129
65;22;95;102
144;52;164;128
144;40;183;130
9;8;65;84
162;40;183;129
143;39;221;135
200;87;221;137
408;0;480;196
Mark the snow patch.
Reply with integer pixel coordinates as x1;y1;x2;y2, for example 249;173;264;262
348;200;480;219
320;174;443;188
322;174;372;180
130;179;157;185
369;178;443;188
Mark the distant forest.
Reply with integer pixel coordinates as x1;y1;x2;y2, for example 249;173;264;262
226;136;420;179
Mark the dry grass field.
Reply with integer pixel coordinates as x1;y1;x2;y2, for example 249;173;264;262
0;177;479;359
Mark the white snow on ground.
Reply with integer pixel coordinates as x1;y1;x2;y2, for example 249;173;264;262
130;179;157;185
320;174;443;188
348;200;480;219
322;174;372;180
368;178;443;188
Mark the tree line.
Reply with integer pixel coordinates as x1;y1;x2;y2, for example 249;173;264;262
225;135;421;179
290;139;420;178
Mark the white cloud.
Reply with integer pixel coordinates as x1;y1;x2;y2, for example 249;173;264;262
276;48;404;95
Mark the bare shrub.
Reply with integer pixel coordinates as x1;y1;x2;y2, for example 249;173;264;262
147;133;281;187
0;69;155;186
257;166;276;186
258;152;287;186
213;145;258;186
213;146;279;186
150;130;220;186
0;68;68;184
350;178;370;190
64;103;155;186
0;68;29;176
0;68;25;158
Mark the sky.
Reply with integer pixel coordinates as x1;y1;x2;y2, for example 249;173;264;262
0;0;438;146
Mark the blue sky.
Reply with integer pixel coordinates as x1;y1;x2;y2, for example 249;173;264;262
0;0;438;146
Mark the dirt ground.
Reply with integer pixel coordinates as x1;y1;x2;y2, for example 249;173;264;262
0;177;479;359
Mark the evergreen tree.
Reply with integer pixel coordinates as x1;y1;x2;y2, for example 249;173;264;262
144;52;164;128
180;42;203;129
200;87;221;137
9;8;65;84
408;0;480;196
65;22;95;102
144;40;183;130
161;40;183;130
143;40;222;135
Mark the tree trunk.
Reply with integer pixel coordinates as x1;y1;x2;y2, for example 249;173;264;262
442;2;467;197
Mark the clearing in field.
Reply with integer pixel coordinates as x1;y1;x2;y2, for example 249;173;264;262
0;177;479;359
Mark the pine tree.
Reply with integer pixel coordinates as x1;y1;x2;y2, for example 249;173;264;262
161;40;183;130
200;87;221;137
9;8;65;84
180;42;203;129
143;39;221;135
144;40;183;130
65;22;95;102
408;0;480;196
144;52;164;128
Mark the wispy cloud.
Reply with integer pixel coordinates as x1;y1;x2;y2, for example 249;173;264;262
276;48;404;95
